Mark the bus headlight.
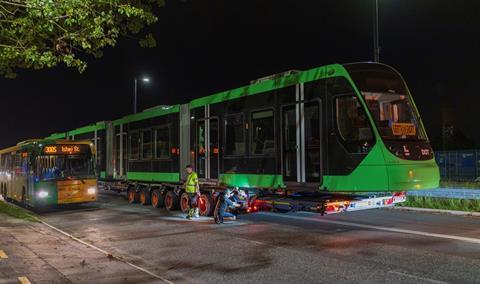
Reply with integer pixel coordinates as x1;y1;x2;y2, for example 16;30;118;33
37;191;49;198
87;187;96;195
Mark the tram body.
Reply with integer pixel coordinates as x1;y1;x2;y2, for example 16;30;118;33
45;63;439;193
0;140;97;207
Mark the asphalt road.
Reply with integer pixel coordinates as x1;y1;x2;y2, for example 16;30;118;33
7;191;480;283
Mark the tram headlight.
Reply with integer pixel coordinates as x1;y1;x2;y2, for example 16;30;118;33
87;187;97;195
37;191;49;198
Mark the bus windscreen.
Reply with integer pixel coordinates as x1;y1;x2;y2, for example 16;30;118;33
37;154;95;180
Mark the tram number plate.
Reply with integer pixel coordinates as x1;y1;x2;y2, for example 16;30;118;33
392;123;416;136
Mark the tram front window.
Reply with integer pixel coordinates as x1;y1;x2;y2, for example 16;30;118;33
362;92;427;141
37;155;95;180
349;69;428;141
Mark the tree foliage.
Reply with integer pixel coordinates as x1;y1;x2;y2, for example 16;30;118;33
0;0;164;78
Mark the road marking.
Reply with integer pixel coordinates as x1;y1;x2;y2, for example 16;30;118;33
40;220;175;284
18;277;31;284
0;250;7;259
258;212;480;245
388;271;448;284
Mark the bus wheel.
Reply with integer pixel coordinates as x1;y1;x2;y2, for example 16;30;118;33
151;189;164;208
140;189;151;206
199;193;214;216
180;193;190;213
164;190;180;211
127;189;139;204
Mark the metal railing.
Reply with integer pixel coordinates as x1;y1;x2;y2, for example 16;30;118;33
435;150;480;181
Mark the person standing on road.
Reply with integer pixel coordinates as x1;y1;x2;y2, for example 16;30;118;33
214;189;240;224
184;165;200;219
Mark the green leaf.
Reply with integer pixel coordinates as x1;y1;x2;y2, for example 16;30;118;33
0;0;163;78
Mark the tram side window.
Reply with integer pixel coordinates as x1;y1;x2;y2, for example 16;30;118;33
251;110;275;155
225;114;245;156
129;132;140;160
141;130;153;160
336;96;374;153
93;137;101;164
155;126;170;159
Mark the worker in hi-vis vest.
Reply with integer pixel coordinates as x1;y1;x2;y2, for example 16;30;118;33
184;164;200;219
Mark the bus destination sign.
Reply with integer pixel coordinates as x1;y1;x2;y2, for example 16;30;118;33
43;145;89;155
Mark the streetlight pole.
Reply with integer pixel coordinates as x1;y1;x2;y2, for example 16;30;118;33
373;0;380;62
134;78;138;114
133;77;150;114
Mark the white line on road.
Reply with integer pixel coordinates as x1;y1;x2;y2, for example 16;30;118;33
40;220;174;284
388;271;448;284
258;212;480;245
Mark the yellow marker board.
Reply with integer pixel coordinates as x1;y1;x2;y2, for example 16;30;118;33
392;123;416;136
18;276;32;284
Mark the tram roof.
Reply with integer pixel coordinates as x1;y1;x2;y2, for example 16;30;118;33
46;62;392;138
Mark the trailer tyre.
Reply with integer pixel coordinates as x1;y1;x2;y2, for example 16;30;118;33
164;190;180;211
127;189;140;204
140;188;151;206
180;192;190;213
199;193;214;216
151;189;164;208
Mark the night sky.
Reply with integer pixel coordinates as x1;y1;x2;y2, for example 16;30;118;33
1;0;479;149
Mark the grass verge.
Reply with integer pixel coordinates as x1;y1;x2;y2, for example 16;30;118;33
0;201;39;222
401;196;480;212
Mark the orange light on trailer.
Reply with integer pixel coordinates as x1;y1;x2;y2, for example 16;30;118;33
383;198;394;205
213;147;219;155
325;205;337;213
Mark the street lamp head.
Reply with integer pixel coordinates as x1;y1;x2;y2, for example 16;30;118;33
142;77;150;83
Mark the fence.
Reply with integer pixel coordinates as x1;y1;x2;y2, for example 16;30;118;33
435;150;480;181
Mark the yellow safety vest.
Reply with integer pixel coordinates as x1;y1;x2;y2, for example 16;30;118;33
185;172;199;193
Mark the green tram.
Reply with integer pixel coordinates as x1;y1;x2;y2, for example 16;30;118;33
0;140;97;207
44;62;439;214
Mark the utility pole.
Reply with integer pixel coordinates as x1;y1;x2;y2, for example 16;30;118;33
373;0;380;62
134;78;138;114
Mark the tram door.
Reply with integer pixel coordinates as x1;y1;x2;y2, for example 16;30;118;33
196;118;219;180
282;98;322;184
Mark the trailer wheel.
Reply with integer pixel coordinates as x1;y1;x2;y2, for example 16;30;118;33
199;193;214;216
151;189;164;208
127;189;140;204
164;190;180;211
180;192;190;213
140;188;151;206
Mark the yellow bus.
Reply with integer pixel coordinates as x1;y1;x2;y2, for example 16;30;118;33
0;139;97;207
